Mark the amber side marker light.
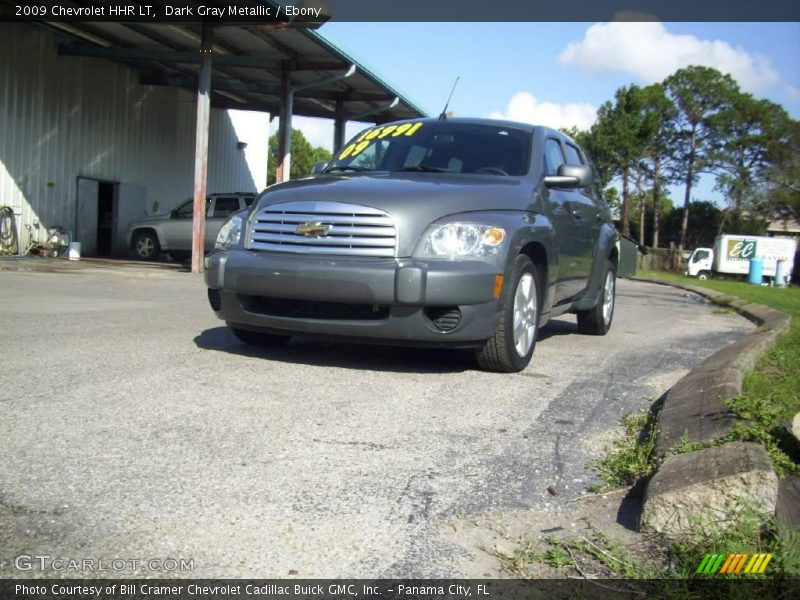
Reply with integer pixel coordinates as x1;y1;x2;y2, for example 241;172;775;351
494;275;504;299
483;227;505;246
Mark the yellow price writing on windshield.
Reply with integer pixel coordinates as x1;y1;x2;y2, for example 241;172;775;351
338;122;424;160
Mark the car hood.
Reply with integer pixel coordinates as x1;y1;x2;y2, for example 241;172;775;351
253;173;533;256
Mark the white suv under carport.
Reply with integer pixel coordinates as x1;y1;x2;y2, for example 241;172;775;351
127;193;256;261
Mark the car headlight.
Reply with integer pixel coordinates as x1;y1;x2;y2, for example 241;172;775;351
423;223;506;257
215;214;244;249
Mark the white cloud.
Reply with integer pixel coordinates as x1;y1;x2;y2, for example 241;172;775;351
489;92;597;131
558;21;780;94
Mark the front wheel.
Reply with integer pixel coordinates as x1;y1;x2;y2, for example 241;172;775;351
230;327;291;347
576;261;616;335
132;231;160;260
475;254;540;373
697;270;711;280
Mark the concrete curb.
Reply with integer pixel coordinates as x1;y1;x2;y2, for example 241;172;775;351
632;277;791;454
630;277;793;535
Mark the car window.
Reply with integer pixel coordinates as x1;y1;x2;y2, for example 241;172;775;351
544;139;565;175
212;197;240;218
173;199;194;218
693;250;710;262
565;143;584;165
244;196;256;207
330;122;531;176
403;145;429;168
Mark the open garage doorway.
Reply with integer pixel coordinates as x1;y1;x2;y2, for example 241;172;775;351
76;177;146;257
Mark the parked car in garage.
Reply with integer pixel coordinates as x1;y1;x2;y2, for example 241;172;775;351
127;193;257;261
205;118;619;372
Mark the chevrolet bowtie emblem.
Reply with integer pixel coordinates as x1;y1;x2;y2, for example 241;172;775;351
295;221;331;237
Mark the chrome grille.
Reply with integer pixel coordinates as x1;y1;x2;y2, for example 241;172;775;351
248;201;397;257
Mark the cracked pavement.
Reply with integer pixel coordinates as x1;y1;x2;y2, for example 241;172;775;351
0;270;752;578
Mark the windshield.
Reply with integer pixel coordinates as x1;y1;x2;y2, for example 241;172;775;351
326;121;531;176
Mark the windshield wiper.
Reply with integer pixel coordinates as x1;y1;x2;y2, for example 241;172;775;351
394;166;451;173
322;165;372;173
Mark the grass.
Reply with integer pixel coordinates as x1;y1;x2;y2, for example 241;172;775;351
668;507;800;578
493;514;800;579
638;271;800;439
590;411;659;492
493;523;664;579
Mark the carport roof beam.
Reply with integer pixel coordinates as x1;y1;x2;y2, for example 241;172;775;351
291;64;356;93
42;21;427;122
138;73;395;103
350;97;401;121
58;44;344;72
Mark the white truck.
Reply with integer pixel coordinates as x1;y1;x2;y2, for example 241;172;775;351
686;234;796;282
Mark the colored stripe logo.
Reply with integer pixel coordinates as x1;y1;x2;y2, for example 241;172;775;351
696;553;773;574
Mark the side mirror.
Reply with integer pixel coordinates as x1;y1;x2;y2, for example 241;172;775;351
311;160;328;176
544;164;593;189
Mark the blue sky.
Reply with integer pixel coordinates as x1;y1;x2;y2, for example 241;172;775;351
288;21;800;206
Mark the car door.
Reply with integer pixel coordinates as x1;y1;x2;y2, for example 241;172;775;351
204;196;240;250
542;138;584;302
562;142;601;289
162;199;195;249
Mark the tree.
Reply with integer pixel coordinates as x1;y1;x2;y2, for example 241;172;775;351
710;93;792;234
635;84;678;249
627;189;674;245
664;66;738;249
582;86;654;235
268;128;333;185
661;200;723;249
761;119;800;218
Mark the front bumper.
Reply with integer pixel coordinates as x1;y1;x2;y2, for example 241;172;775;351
204;250;504;345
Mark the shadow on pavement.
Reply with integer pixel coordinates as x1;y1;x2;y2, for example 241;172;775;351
195;316;581;374
194;326;476;374
538;318;578;340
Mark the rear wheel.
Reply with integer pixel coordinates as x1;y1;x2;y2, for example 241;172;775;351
230;327;291;347
475;254;540;373
133;231;160;260
576;260;616;335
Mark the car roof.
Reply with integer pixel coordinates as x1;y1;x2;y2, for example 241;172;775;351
377;116;561;137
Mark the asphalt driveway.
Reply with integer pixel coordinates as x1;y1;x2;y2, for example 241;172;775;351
0;268;752;577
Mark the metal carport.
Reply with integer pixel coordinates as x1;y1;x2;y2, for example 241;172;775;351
33;1;426;271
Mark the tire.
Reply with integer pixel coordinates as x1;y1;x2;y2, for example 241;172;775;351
230;327;291;347
133;230;160;260
475;254;540;373
576;260;616;335
698;270;711;280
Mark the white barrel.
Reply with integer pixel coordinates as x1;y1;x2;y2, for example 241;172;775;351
67;241;81;260
775;258;789;287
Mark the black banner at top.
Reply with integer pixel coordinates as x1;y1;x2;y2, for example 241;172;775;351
0;0;799;23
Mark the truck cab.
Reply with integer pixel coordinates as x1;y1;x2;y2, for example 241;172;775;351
686;247;713;279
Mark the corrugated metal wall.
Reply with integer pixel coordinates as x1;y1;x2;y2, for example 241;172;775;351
0;23;268;248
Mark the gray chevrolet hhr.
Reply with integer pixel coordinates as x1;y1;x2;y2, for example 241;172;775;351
205;118;619;372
